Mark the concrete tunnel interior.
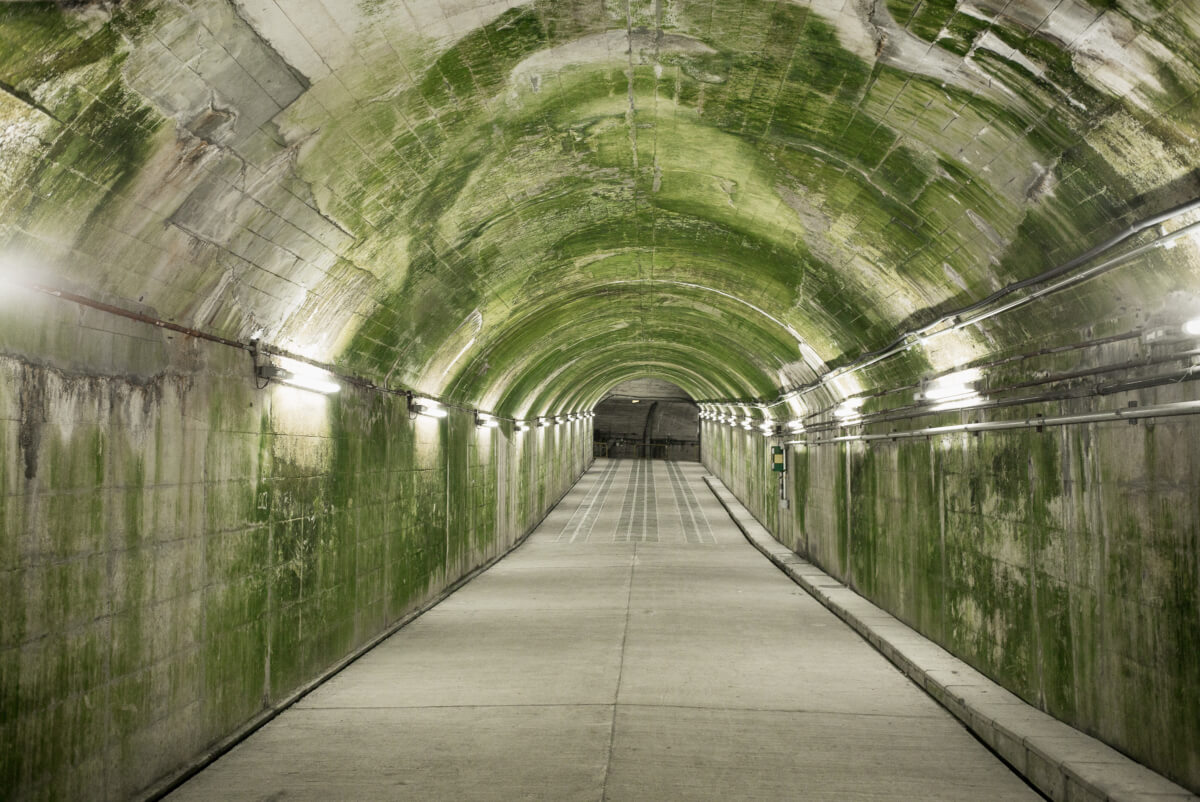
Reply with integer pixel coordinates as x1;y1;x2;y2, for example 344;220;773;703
0;0;1198;798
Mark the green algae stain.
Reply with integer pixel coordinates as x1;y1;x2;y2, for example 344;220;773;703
848;445;878;595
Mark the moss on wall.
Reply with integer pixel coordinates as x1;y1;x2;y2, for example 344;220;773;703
704;414;1200;792
0;321;590;799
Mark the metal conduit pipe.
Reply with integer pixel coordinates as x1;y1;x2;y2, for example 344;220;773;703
19;283;529;422
950;218;1200;333
819;330;1148;409
795;355;1200;431
748;196;1200;410
937;202;1200;331
785;399;1200;445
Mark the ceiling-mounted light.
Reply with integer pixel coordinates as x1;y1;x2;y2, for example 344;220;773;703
788;419;805;432
1184;317;1200;336
631;399;640;404
410;396;447;419
256;356;340;394
742;418;754;430
475;412;498;428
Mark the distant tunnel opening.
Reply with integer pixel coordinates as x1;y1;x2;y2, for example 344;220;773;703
593;378;700;460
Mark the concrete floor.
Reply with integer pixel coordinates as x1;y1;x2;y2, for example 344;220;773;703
169;459;1037;801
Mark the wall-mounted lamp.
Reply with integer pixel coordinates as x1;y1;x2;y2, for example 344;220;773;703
475;412;498;428
516;421;531;432
631;399;640;404
410;396;447;419
917;368;985;411
788;419;805;433
1143;321;1200;346
833;397;865;423
255;355;340;394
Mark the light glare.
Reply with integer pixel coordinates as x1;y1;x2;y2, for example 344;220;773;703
275;357;340;394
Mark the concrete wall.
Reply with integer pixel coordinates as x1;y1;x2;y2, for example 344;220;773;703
0;294;591;800
703;409;1200;793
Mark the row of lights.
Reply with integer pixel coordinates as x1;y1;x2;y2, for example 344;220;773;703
697;404;806;437
411;398;594;429
252;354;595;429
698;367;991;434
259;312;1198;433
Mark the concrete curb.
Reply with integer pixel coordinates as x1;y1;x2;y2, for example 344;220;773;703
702;474;1197;802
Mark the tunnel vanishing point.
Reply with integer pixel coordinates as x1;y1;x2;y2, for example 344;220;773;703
1;0;1199;798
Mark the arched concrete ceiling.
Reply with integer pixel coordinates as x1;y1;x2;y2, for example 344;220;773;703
2;0;1198;416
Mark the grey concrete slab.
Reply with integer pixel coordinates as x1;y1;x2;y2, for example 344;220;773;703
170;705;613;802
170;459;1037;801
604;705;1033;801
299;607;629;708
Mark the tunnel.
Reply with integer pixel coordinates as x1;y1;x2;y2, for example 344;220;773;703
1;0;1198;798
593;378;700;459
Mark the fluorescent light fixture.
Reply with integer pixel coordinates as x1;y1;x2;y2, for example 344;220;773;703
929;396;987;412
516;421;531;432
759;421;774;434
257;358;340;394
742;418;754;430
919;368;984;409
788;419;805;432
1184;317;1200;336
833;397;865;420
475;412;498;428
631;399;640;404
411;397;447;418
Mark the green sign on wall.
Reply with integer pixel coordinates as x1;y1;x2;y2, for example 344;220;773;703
771;446;785;473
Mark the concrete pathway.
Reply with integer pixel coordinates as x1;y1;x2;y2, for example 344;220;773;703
170;459;1037;801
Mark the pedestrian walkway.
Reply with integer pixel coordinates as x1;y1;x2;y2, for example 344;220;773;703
169;459;1036;801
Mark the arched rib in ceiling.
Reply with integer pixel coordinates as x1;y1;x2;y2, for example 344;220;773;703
497;340;765;418
445;285;810;412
